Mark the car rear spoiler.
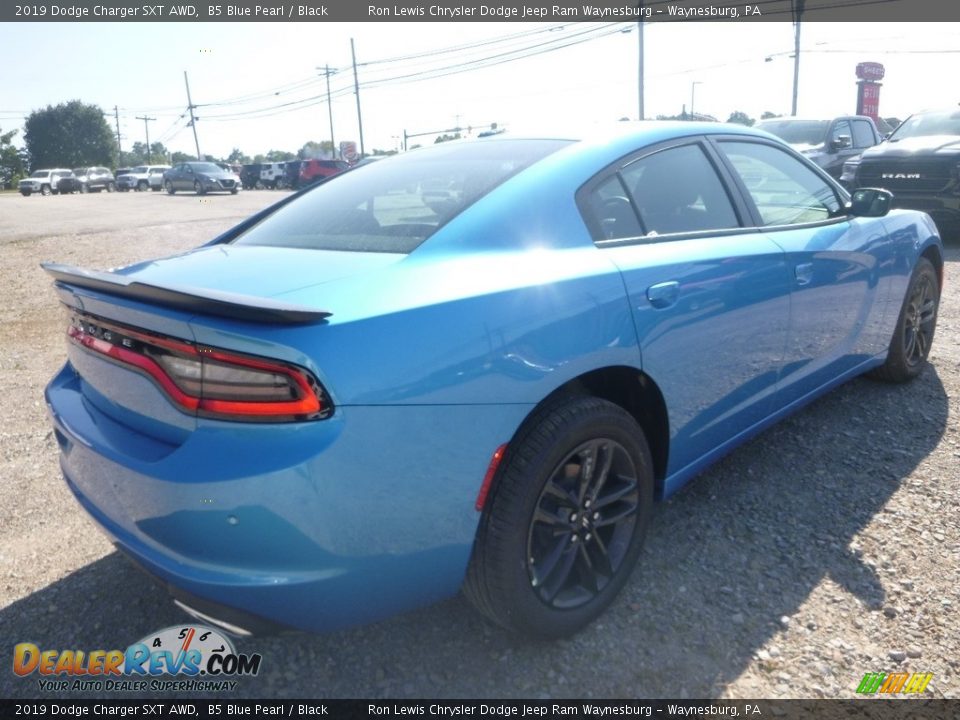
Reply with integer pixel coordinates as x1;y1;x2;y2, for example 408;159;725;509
40;262;331;324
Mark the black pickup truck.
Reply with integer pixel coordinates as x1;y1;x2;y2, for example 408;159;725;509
842;108;960;241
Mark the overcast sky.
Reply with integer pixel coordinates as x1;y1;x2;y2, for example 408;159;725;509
1;20;958;160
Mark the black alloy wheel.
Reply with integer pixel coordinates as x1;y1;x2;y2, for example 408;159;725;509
870;257;939;383
527;438;640;609
464;396;654;639
903;269;937;369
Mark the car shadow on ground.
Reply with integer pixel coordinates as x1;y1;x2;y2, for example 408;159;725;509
0;367;949;699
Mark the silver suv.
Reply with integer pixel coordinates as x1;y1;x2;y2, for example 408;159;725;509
72;166;116;193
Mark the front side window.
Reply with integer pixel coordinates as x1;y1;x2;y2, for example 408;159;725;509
621;144;740;236
233;139;571;254
831;120;852;145
719;141;842;226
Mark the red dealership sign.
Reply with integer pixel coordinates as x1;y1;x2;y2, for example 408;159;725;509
856;62;886;81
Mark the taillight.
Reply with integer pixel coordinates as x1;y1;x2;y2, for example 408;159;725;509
67;312;329;422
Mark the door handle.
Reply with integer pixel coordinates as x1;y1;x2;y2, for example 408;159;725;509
795;263;814;286
646;281;680;309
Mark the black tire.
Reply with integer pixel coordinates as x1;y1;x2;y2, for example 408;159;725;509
193;180;206;196
20;190;30;197
41;185;52;195
164;180;176;195
230;188;239;195
79;183;89;194
464;396;654;639
106;183;115;193
869;257;939;383
137;180;149;192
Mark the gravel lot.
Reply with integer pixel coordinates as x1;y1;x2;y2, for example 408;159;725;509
1;191;957;700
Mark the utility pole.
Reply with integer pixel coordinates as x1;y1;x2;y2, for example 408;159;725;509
317;65;337;158
135;115;156;163
183;71;202;160
690;81;702;120
637;10;644;120
113;106;122;157
350;38;365;158
791;0;804;116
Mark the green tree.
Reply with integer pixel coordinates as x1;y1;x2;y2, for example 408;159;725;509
298;141;334;159
1;127;26;187
24;100;116;169
171;151;195;164
761;111;780;120
265;149;296;162
726;111;755;126
226;147;250;164
434;132;461;144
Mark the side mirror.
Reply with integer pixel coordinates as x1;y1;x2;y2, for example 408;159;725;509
848;188;893;217
831;135;852;151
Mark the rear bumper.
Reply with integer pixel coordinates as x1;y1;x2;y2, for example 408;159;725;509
46;361;530;632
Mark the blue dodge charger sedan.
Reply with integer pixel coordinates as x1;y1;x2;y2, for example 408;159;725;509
44;123;942;638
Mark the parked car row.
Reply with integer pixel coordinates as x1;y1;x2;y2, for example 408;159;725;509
239;159;349;190
19;159;348;197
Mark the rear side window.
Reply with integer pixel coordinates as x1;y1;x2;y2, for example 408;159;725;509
233;140;571;253
851;120;876;148
622;144;740;236
720;141;842;226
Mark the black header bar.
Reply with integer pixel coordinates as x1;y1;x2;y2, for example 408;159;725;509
3;0;960;23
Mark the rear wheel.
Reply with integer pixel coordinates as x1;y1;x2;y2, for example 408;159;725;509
137;180;149;192
106;183;115;193
41;184;51;195
193;180;206;196
465;397;654;639
869;257;939;383
164;180;176;195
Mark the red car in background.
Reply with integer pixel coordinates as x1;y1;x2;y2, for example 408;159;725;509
299;159;349;187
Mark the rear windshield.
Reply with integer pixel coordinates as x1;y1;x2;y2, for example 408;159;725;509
888;110;960;141
232;139;571;253
756;119;829;146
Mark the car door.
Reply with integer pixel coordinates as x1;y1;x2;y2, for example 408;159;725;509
580;138;793;479
177;164;192;190
824;119;862;178
712;137;889;409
